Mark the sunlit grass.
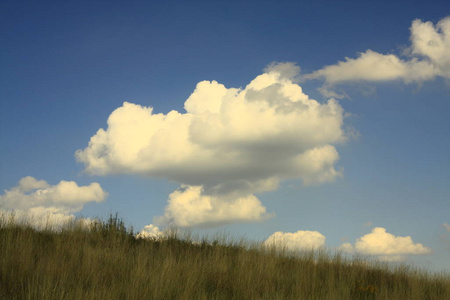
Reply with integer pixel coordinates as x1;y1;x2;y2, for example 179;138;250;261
1;212;449;299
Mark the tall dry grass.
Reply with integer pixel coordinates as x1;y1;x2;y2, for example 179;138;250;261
1;213;449;299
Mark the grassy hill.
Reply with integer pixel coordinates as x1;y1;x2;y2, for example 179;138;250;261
1;214;449;299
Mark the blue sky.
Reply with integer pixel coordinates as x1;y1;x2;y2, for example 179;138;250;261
1;0;449;271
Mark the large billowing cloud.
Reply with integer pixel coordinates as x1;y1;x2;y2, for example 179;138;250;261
0;176;107;228
264;230;326;251
339;227;431;261
76;63;347;227
306;16;450;87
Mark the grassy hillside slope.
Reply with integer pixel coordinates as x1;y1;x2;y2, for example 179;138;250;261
1;214;449;299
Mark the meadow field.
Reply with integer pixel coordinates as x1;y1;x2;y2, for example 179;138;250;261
1;213;449;299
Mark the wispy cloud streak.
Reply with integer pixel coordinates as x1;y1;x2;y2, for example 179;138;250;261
305;16;450;95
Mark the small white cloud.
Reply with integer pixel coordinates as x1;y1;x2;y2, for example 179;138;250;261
339;227;431;261
355;227;431;256
136;224;164;239
264;230;326;251
305;16;450;87
0;176;107;228
156;185;272;227
77;63;347;227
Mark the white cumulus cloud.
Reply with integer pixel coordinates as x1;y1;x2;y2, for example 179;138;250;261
76;63;346;227
136;224;164;239
155;185;272;227
306;16;450;89
0;176;107;228
338;227;431;261
264;230;326;251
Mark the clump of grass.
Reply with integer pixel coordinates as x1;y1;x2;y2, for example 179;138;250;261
0;212;449;299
